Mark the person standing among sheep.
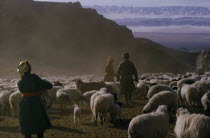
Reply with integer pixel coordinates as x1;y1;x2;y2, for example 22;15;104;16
104;56;116;82
117;53;139;105
17;61;53;138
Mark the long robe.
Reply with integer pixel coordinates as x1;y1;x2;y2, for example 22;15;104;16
117;60;138;95
104;63;115;82
17;73;52;135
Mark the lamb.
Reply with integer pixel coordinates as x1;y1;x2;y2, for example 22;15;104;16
9;91;21;117
73;104;81;124
174;108;210;138
143;91;178;116
128;105;169;138
147;84;174;99
81;90;97;109
92;92;114;125
133;82;149;99
56;88;81;111
0;90;12;115
179;84;200;107
74;79;106;93
177;78;195;87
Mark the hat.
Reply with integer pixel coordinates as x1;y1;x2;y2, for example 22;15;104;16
17;60;31;78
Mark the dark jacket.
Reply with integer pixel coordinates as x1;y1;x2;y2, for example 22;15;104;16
17;73;52;135
117;60;138;94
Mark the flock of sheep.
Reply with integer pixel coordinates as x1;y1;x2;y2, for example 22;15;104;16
1;72;210;138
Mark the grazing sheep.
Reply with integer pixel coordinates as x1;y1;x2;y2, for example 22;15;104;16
174;108;210;138
9;91;21;117
92;92;114;125
75;79;106;93
133;82;149;100
81;90;97;109
56;88;81;111
147;84;173;99
0;90;12;115
180;84;200;107
201;92;210;111
73;104;81;124
128;105;169;138
111;102;122;121
143;91;178;116
177;78;195;87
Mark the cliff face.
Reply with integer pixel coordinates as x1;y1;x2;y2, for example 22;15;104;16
196;49;210;73
0;0;197;75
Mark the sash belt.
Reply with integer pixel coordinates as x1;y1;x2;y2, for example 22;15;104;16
21;92;40;98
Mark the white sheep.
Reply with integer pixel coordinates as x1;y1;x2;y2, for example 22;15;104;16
56;88;81;111
9;91;21;117
133;82;148;100
147;84;173;99
47;86;63;109
143;91;178;116
193;80;210;98
179;84;200;107
128;105;169;138
169;81;177;88
177;78;195;87
0;90;12;115
111;102;122;121
73;104;81;124
201;92;210;110
81;90;97;109
92;92;114;125
174;108;210;138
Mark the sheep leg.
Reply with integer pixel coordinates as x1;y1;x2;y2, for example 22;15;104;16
100;113;104;125
74;116;76;124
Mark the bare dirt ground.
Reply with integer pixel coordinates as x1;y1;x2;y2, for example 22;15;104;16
0;99;177;138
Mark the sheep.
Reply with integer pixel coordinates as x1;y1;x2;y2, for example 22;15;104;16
73;104;81;124
128;105;169;138
111;102;122;122
147;84;174;99
169;81;177;88
53;81;64;87
92;92;114;125
193;80;210;98
46;86;63;109
74;79;106;93
105;82;120;95
56;88;81;111
177;78;195;87
0;90;12;115
133;82;149;100
179;84;200;107
174;108;210;138
201;92;210;111
143;91;178;116
150;79;170;85
9;91;21;117
81;90;97;109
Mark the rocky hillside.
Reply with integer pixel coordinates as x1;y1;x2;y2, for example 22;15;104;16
0;0;198;75
196;49;210;73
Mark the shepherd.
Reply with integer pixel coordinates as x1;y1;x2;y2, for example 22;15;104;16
117;53;139;105
17;61;53;138
104;56;116;82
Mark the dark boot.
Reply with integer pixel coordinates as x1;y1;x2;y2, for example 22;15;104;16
37;131;44;138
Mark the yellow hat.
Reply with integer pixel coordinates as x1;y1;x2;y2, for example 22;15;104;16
17;61;31;77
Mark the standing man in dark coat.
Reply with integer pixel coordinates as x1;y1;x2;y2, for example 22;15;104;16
117;53;138;104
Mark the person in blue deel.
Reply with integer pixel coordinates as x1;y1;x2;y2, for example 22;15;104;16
17;60;53;138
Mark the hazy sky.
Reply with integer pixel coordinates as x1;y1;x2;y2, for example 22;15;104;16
36;0;210;7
